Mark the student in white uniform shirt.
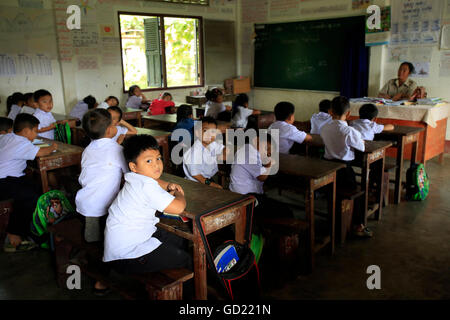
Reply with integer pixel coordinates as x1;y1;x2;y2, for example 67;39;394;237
6;92;25;121
183;117;226;189
350;104;394;141
69;95;98;121
126;85;150;109
0;117;13;135
107;106;137;144
97;96;119;109
204;87;232;120
320;96;372;238
32;89;66;140
75;108;128;294
231;93;261;129
20;93;38;115
268;101;312;154
310;99;332;134
104;135;192;275
0;114;57;252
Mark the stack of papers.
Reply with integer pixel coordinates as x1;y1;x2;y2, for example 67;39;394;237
417;98;443;105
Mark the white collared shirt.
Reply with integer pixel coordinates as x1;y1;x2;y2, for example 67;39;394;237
103;172;175;262
0;133;39;179
183;139;224;181
320;120;365;161
33;108;56;140
69;101;89;120
350;119;385;141
20;105;36;115
7;105;22;121
205;101;226;119
126;95;142;109
97;101;109;109
75;138;128;217
268;120;307;154
310;112;332;135
112;125;129;142
229;144;266;195
231;106;254;128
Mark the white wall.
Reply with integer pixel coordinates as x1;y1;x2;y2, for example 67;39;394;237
0;0;238;115
238;0;450;139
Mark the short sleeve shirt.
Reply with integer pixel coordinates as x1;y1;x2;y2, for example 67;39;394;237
0;133;39;178
204;101;226;119
268;121;307;154
379;78;417;98
183;140;224;181
126;96;143;109
103;172;175;262
69;101;89;120
310;112;332;135
350;119;385;141
320;120;365;161
33;108;56;140
232;106;254;128
112;125;129;142
229;144;265;195
7;105;22;121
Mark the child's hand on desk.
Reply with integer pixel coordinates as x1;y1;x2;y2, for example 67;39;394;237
210;182;223;189
57;120;68;125
167;183;184;196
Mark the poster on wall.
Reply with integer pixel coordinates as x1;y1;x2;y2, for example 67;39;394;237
439;51;450;77
366;6;391;46
391;0;443;46
410;62;430;78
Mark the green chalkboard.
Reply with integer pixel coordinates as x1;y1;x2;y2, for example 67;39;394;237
254;16;366;92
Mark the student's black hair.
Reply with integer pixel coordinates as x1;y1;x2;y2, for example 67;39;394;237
319;99;331;113
202;116;217;126
123;134;159;164
359;104;379;120
83;95;97;110
13;113;40;133
161;92;172;100
232;93;249;118
33;89;52;102
128;85;140;97
6;92;25;114
0;117;13;132
105;96;119;106
331;96;350;116
176;104;193;123
274;101;295;121
400;61;415;74
107;106;123;121
82;109;112;140
23;92;34;104
205;87;223;102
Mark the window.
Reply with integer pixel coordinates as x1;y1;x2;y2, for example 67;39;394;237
119;12;203;92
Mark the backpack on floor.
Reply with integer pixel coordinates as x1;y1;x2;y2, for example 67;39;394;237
30;190;75;248
54;123;71;144
405;163;429;201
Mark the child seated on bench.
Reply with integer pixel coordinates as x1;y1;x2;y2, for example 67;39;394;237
75;109;128;294
0;117;13;134
310;99;332;134
350;104;394;141
320;96;372;238
104;134;192;274
107;106;137;145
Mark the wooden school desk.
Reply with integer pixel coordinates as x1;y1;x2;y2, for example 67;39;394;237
376;126;424;204
32;138;84;193
135;127;171;173
143;114;231;134
349;102;450;164
308;135;392;225
122;108;143;127
278;154;345;272
156;173;255;300
53;113;78;128
186;94;237;110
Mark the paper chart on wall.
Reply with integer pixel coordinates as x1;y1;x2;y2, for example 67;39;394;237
440;24;450;49
439;51;450;77
0;53;53;77
410;62;430;78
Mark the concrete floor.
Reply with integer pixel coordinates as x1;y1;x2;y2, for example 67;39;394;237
0;156;449;300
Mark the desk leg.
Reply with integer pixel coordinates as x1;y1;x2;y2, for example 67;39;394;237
394;137;405;204
137;113;142;128
192;220;207;300
375;158;385;221
327;178;336;255
305;186;314;273
361;156;370;226
411;138;418;167
40;169;49;194
235;206;247;244
160;138;171;174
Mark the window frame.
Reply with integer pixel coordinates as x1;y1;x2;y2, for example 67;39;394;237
118;11;205;93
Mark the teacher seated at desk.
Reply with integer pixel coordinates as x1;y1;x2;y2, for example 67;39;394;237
378;62;418;101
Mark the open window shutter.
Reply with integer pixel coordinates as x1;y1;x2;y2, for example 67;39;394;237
144;17;162;87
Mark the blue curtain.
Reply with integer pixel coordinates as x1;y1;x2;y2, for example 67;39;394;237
340;26;369;99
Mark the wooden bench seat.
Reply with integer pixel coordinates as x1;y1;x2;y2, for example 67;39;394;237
336;188;365;244
48;218;193;300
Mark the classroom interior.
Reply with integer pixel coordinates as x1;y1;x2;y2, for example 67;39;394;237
1;0;449;300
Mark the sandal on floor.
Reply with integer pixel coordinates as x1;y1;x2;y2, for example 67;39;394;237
3;240;38;253
352;227;373;238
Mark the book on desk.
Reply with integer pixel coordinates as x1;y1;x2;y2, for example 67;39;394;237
158;211;190;223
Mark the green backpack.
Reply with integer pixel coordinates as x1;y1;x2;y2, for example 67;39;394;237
54;123;71;144
250;233;264;264
405;163;430;201
30;190;75;248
